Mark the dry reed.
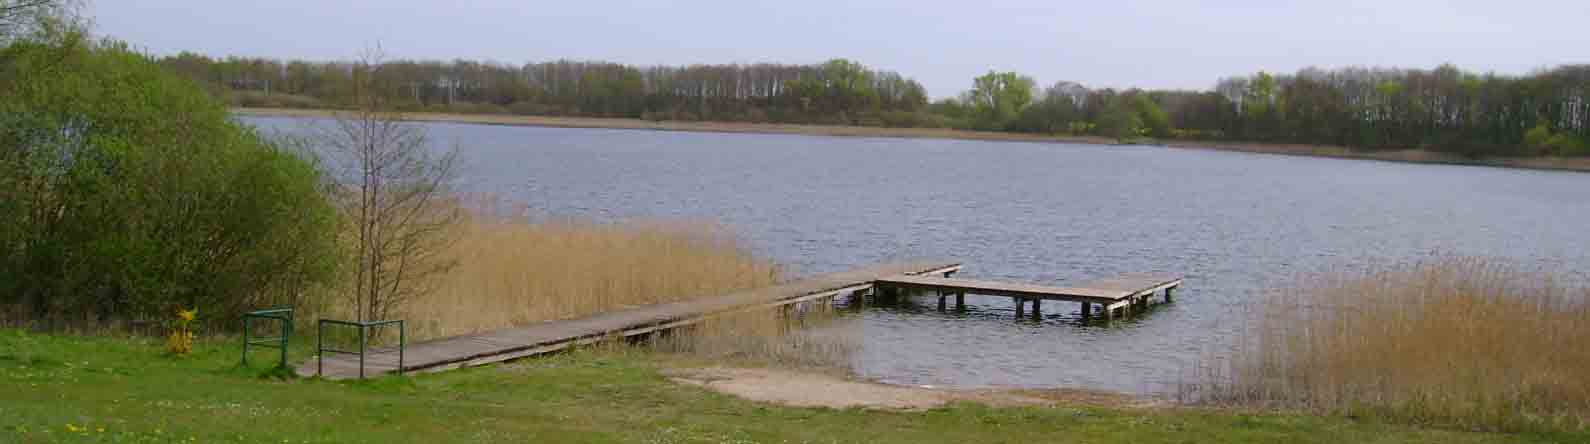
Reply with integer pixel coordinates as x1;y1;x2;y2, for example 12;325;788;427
646;302;860;370
1190;258;1590;431
400;210;781;340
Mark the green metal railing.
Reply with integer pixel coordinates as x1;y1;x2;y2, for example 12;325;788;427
241;307;294;368
316;319;405;379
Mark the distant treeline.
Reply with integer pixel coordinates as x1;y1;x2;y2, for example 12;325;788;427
161;55;933;126
162;53;1590;157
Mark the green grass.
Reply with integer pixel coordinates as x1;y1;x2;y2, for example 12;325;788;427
0;329;1581;444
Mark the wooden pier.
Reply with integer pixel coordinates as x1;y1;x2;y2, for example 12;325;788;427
297;260;961;380
875;272;1182;320
297;261;1182;380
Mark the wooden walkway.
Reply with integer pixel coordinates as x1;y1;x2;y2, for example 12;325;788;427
876;272;1183;319
297;260;962;379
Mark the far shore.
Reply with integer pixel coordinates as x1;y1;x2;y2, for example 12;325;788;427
236;107;1590;174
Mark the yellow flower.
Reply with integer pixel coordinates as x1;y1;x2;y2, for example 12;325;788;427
177;308;197;322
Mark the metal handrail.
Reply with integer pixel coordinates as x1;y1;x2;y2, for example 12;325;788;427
316;319;405;379
242;307;293;368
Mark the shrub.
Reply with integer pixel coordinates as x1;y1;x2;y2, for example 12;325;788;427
851;113;886;127
165;307;196;355
1521;123;1590;157
0;38;341;325
231;91;324;109
876;110;952;128
507;101;560;116
1548;134;1590;157
1523;123;1554;151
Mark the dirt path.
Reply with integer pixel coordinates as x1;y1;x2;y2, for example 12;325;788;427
663;367;1161;410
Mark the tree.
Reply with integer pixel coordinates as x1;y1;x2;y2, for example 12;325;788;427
1244;71;1280;139
1096;93;1145;142
0;0;72;43
0;38;341;322
1133;94;1173;138
314;50;462;322
1008;81;1082;134
152;40;1590;159
967;71;1035;130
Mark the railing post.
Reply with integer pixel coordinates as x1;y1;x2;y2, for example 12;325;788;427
280;312;291;369
398;320;406;376
358;326;367;379
241;316;250;366
242;308;294;369
316;320;324;377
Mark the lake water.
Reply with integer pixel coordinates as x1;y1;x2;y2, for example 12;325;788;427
245;116;1590;394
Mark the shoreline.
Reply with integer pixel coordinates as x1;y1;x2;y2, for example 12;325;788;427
235;107;1590;173
661;365;1160;410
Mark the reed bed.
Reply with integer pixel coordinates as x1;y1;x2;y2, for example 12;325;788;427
1189;258;1590;431
645;302;860;370
399;211;781;340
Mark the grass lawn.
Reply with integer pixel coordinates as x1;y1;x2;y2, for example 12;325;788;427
0;329;1580;443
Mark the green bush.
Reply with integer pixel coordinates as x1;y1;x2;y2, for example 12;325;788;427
231;91;325;109
1547;134;1590;157
0;38;341;323
1521;123;1590;157
877;110;953;128
1523;123;1554;151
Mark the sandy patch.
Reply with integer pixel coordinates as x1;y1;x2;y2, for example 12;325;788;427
663;367;1158;410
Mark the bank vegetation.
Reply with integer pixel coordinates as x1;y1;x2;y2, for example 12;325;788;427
1189;258;1590;432
169;53;1590;159
0;3;784;344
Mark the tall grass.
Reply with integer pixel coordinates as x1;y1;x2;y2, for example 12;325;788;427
399;211;782;340
1191;258;1590;431
399;207;854;369
646;302;861;370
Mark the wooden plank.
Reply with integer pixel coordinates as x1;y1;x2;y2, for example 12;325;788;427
297;260;960;380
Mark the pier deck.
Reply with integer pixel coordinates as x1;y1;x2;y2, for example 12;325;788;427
876;272;1183;319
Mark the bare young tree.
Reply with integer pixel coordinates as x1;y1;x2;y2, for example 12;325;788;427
0;0;75;43
318;48;462;322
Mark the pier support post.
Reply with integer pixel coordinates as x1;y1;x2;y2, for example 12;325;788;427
1165;286;1175;303
937;291;947;311
955;291;965;310
1081;302;1092;318
1014;297;1025;317
1031;298;1041;318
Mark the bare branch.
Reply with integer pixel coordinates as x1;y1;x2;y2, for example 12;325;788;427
311;45;464;323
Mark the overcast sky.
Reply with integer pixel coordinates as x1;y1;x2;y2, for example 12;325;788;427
91;0;1586;98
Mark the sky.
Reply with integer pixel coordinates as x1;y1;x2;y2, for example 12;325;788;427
91;0;1587;98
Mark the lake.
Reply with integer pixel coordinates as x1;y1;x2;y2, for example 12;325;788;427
245;116;1590;394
